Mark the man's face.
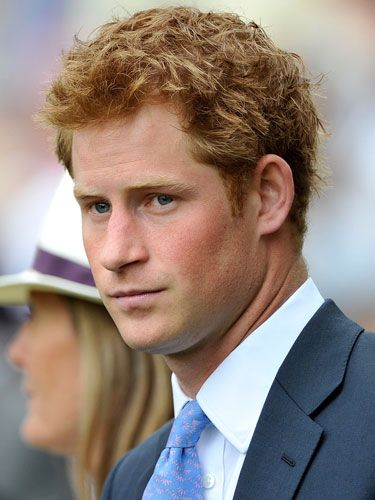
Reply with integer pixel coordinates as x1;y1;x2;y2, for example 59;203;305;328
72;103;265;355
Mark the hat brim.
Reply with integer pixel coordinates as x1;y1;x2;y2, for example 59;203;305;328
0;269;101;305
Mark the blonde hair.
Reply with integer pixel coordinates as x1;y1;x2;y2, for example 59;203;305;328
67;298;172;499
39;6;326;242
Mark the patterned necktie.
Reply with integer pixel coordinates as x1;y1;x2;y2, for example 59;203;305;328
143;399;211;499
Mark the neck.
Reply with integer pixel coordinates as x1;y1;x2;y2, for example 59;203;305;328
165;250;308;398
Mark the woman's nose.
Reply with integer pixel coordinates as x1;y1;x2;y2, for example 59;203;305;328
7;322;29;370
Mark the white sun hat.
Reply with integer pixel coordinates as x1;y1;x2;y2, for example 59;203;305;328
0;172;101;305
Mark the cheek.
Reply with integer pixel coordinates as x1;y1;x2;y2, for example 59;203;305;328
165;215;238;282
83;226;98;264
22;341;81;452
83;233;105;285
22;395;80;454
166;211;261;304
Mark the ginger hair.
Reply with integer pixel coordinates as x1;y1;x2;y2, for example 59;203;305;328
39;6;326;241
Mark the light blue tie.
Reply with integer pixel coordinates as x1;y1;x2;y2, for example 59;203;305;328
143;399;211;499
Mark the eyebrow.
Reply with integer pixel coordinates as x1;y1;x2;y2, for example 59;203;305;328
125;180;197;195
73;186;101;202
74;179;197;200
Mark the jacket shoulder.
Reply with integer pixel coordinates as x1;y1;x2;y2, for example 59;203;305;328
345;329;375;389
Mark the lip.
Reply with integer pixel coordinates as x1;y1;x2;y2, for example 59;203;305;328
110;289;165;310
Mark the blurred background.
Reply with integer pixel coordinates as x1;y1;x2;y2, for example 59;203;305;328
0;0;373;498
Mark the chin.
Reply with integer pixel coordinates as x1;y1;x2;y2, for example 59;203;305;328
119;320;196;356
21;416;75;455
120;331;168;354
21;418;50;450
116;322;167;353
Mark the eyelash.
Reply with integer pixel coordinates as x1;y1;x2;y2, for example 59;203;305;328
148;194;175;207
83;193;177;218
84;200;111;216
93;201;111;214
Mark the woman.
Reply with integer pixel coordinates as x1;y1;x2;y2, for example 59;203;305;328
0;173;173;499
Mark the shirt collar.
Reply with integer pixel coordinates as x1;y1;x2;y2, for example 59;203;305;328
172;278;324;453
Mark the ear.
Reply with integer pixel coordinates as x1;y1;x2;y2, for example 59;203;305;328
253;154;294;235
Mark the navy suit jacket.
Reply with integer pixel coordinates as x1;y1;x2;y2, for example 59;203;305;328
102;301;375;499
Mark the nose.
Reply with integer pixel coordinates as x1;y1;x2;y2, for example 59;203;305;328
100;210;149;272
7;322;29;370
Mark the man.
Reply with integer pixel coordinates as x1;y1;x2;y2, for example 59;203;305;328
39;7;375;499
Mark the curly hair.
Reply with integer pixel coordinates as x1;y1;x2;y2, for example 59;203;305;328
39;6;326;240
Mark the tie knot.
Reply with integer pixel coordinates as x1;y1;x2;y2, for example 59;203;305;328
167;400;210;449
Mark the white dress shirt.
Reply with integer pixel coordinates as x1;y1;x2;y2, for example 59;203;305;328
171;278;324;499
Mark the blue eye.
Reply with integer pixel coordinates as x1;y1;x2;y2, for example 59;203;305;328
94;202;110;214
156;194;173;206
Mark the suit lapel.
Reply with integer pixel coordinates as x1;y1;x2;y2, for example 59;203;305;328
234;300;363;499
132;421;173;497
234;381;322;499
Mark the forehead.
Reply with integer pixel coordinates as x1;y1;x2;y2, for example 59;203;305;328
71;103;224;194
72;103;186;164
